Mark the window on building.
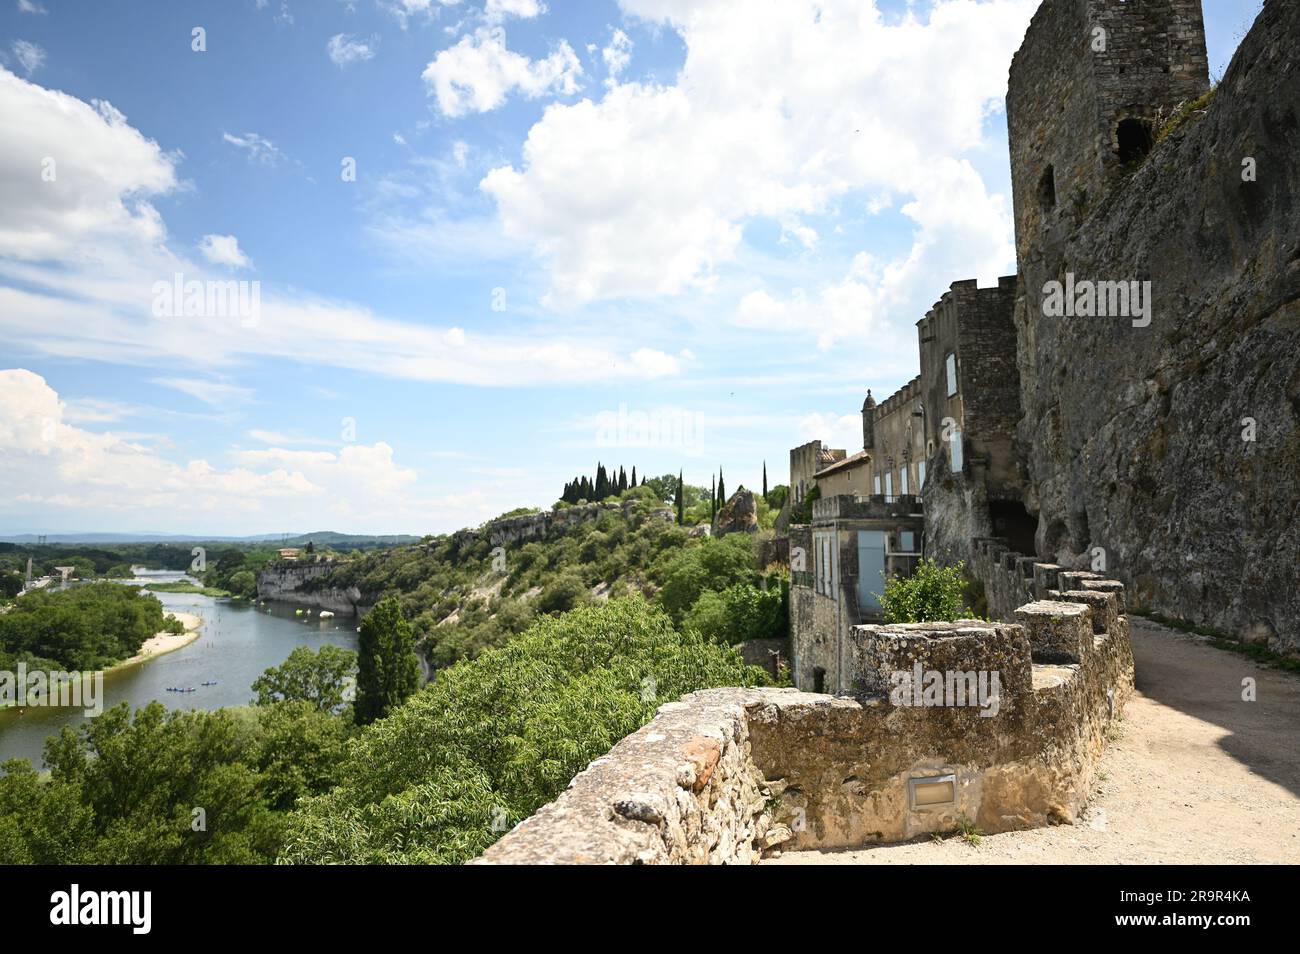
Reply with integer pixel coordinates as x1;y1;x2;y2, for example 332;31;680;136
917;460;926;490
950;428;964;473
945;353;958;397
885;472;893;499
900;468;909;496
899;531;916;553
873;474;881;495
815;534;835;596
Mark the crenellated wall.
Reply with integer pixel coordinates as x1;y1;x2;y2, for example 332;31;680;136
480;582;1133;863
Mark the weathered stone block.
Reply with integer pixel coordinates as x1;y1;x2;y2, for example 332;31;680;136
1014;599;1092;663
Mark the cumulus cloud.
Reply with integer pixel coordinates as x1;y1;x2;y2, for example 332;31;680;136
601;28;632;79
422;27;582;117
0;67;177;262
327;33;379;67
197;233;253;269
481;0;1036;309
485;0;545;22
0;369;433;529
0;66;673;389
17;1;48;16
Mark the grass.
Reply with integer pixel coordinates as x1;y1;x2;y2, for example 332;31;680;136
142;581;231;598
1154;88;1216;145
931;816;983;847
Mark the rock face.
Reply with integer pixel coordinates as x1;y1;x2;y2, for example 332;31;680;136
1008;0;1300;654
713;487;758;536
255;561;365;616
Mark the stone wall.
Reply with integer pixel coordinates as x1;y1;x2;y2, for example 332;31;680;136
1007;0;1209;268
1009;0;1300;653
479;585;1134;862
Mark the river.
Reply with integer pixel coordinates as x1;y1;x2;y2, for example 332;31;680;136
0;573;359;768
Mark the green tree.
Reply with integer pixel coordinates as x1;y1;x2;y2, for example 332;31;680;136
878;559;970;623
762;461;768;502
252;644;357;714
354;597;421;725
279;596;768;865
675;469;684;525
253;701;352;811
683;582;787;646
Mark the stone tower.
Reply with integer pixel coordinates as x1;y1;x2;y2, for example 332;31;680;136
861;389;876;451
1006;0;1209;265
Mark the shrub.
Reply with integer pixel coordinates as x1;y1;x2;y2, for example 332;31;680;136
878;559;970;623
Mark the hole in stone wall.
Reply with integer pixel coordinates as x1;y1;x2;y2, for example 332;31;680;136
1037;165;1057;211
813;667;826;694
991;500;1038;556
1116;117;1155;164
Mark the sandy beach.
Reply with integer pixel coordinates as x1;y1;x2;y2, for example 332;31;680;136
112;611;203;671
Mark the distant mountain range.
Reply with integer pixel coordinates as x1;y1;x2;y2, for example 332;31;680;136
0;531;422;546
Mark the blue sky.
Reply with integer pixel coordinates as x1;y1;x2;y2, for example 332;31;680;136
0;0;1263;536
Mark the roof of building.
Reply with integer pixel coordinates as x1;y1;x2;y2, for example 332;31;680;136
814;449;870;479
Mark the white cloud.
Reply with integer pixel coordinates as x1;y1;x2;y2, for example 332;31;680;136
601;28;632;79
0;369;428;530
11;39;45;76
481;0;1036;307
197;233;253;269
327;33;379;67
0;67;177;263
222;130;284;166
151;378;256;407
485;0;544;23
797;411;865;454
422;27;582;117
381;0;460;29
0;51;678;396
17;1;48;15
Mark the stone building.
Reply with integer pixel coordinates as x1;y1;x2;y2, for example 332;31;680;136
787;439;844;510
788;496;923;692
915;276;1032;565
862;377;926;501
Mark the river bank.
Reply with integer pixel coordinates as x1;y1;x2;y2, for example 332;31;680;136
108;611;204;673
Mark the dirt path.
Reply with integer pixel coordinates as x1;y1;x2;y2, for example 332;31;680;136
767;619;1300;864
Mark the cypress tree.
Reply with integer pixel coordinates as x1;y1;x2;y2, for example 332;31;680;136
355;596;420;726
631;466;637;487
717;469;726;509
675;470;684;525
762;461;768;502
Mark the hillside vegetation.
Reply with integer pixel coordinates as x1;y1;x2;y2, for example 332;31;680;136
301;485;789;670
